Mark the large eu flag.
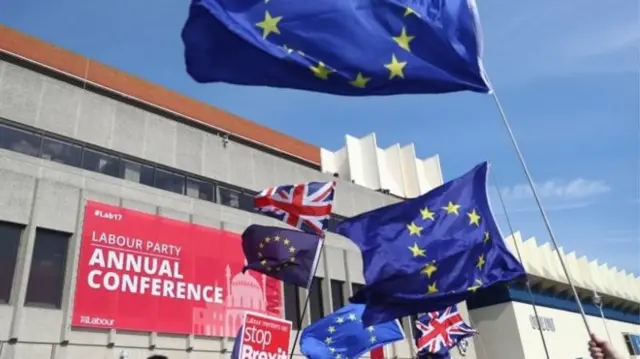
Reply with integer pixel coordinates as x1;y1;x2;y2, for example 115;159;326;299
242;224;321;287
181;0;490;96
300;303;404;359
337;162;526;326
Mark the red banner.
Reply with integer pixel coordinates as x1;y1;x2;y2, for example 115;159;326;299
238;312;292;359
71;201;283;336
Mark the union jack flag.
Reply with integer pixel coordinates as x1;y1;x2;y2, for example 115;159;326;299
254;181;336;236
414;305;476;356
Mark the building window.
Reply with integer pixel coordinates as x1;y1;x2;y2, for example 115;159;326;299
154;168;185;195
351;282;365;302
310;277;325;322
0;123;41;157
25;229;69;308
40;136;82;167
0;222;23;303
121;159;154;186
219;187;241;208
330;279;345;312
239;192;256;212
284;283;301;329
186;177;215;202
624;333;640;355
81;148;120;178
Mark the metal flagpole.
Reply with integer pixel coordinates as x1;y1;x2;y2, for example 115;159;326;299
491;173;552;359
288;235;327;359
488;89;593;335
592;290;613;343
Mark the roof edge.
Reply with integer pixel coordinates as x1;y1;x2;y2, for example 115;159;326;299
0;25;321;166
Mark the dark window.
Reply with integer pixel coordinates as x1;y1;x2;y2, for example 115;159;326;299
0;123;41;157
81;148;120;177
239;192;256;212
284;283;301;329
330;279;345;312
0;222;23;303
186;177;215;202
121;159;154;186
309;277;325;322
154;169;185;195
40;137;82;167
351;282;365;302
219;187;241;208
25;229;69;308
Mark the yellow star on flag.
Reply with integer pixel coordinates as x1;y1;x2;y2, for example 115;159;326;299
325;337;333;344
265;237;271;243
404;6;419;17
310;62;333;80
427;282;438;294
392;27;415;52
328;326;336;333
274;235;281;242
483;232;490;244
349;72;371;88
255;11;283;39
467;209;481;226
442;201;460;215
421;207;435;221
336;317;344;324
407;222;423;236
476;254;485;270
384;54;407;79
284;239;290;246
408;242;426;257
289;246;296;253
468;279;483;292
421;261;438;278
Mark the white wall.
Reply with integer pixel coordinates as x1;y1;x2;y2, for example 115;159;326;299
470;302;640;359
321;134;443;198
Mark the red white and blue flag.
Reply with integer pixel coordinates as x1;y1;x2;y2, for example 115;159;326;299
414;305;476;357
254;181;336;236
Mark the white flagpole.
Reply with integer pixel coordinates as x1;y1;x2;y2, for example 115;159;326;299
488;89;594;336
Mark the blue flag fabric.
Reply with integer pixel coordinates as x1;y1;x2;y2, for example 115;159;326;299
242;224;321;287
300;303;404;359
181;0;491;96
337;162;526;326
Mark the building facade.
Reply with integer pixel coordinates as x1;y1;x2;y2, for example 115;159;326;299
0;26;478;359
469;233;640;359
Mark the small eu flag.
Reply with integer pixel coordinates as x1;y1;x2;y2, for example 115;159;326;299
181;0;490;96
242;224;321;287
231;326;242;359
337;162;526;326
300;303;404;359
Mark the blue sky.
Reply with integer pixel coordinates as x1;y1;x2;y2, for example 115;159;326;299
1;0;638;274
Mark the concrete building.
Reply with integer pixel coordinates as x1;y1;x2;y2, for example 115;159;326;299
0;23;638;359
468;233;640;359
0;25;476;359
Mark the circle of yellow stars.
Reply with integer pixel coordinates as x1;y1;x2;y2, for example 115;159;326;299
258;234;296;272
406;200;491;295
324;312;378;358
252;1;425;89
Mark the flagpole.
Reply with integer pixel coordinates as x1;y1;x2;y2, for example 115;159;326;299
488;89;593;336
592;291;613;343
288;235;327;359
491;173;551;359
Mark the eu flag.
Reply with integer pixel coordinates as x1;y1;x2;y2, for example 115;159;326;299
242;224;321;287
181;0;490;96
300;303;404;359
337;162;526;326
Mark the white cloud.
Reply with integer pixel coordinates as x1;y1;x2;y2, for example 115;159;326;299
489;178;611;213
499;178;612;201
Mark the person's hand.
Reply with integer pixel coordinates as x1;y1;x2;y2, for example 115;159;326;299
588;333;622;359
